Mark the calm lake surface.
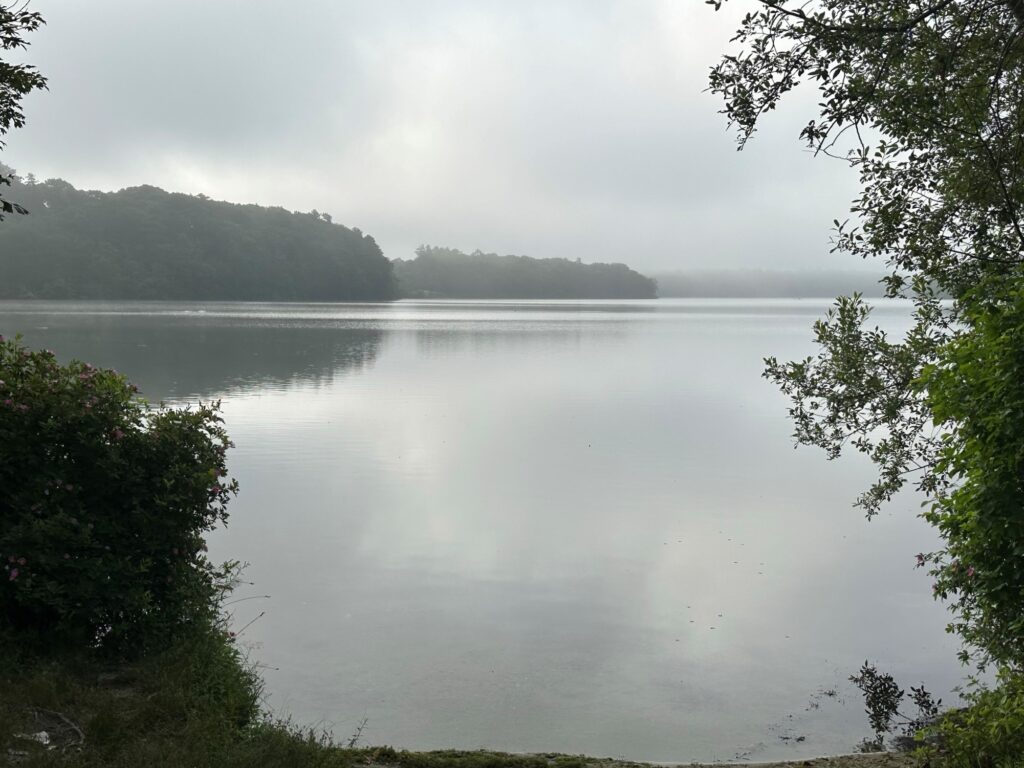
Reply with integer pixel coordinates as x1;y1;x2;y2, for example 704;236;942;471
0;299;962;762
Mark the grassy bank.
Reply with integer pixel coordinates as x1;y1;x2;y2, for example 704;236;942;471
0;629;917;768
1;628;586;767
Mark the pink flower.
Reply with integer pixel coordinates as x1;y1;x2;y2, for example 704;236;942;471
967;566;976;578
8;568;18;582
17;557;26;566
111;428;125;440
915;553;926;567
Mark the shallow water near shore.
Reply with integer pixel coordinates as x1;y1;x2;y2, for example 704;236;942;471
0;298;962;762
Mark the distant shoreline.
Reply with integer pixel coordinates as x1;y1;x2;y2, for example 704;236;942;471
649;269;889;300
0;294;915;303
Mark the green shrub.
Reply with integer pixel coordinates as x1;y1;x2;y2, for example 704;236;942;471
0;335;237;654
919;281;1024;669
925;671;1024;768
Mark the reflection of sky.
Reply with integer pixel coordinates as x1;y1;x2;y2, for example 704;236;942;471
0;299;960;761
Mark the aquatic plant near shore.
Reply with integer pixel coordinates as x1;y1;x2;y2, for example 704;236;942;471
849;662;940;752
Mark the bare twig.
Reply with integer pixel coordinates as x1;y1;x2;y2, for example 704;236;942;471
346;717;368;748
28;707;85;750
235;610;266;637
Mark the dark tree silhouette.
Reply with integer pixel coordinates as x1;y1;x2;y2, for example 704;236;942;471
0;175;397;300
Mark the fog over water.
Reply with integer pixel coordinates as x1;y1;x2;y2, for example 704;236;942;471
0;299;962;762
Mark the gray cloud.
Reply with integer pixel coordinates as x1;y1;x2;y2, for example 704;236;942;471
6;0;865;272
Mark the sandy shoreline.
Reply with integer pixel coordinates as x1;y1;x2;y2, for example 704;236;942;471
680;753;912;768
361;749;914;768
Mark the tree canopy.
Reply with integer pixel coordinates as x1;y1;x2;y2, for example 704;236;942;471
0;172;397;300
710;0;1024;670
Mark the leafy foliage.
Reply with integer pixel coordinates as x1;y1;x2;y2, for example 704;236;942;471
710;0;1024;516
395;245;657;300
764;290;948;514
849;661;940;750
0;173;396;300
0;3;47;220
0;335;238;654
709;0;1024;672
919;281;1024;668
927;670;1024;767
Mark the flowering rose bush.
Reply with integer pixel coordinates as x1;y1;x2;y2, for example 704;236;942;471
0;335;237;654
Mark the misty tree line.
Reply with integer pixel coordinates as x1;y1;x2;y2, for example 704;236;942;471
0;170;889;302
0;173;658;301
0;170;397;301
394;245;658;299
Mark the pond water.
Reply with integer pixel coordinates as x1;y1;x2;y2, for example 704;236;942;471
0;299;962;762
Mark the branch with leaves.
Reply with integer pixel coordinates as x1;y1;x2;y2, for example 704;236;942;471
0;2;46;220
709;0;1024;669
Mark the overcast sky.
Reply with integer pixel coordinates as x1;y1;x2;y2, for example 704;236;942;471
5;1;870;272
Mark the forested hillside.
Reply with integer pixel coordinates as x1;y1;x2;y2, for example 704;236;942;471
0;172;396;300
395;246;657;299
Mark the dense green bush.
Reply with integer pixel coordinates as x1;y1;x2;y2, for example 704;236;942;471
0;335;237;654
909;280;1024;766
926;671;1024;768
919;279;1024;670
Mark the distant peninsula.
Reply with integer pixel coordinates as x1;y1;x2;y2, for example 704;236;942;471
0;172;396;301
394;246;657;299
